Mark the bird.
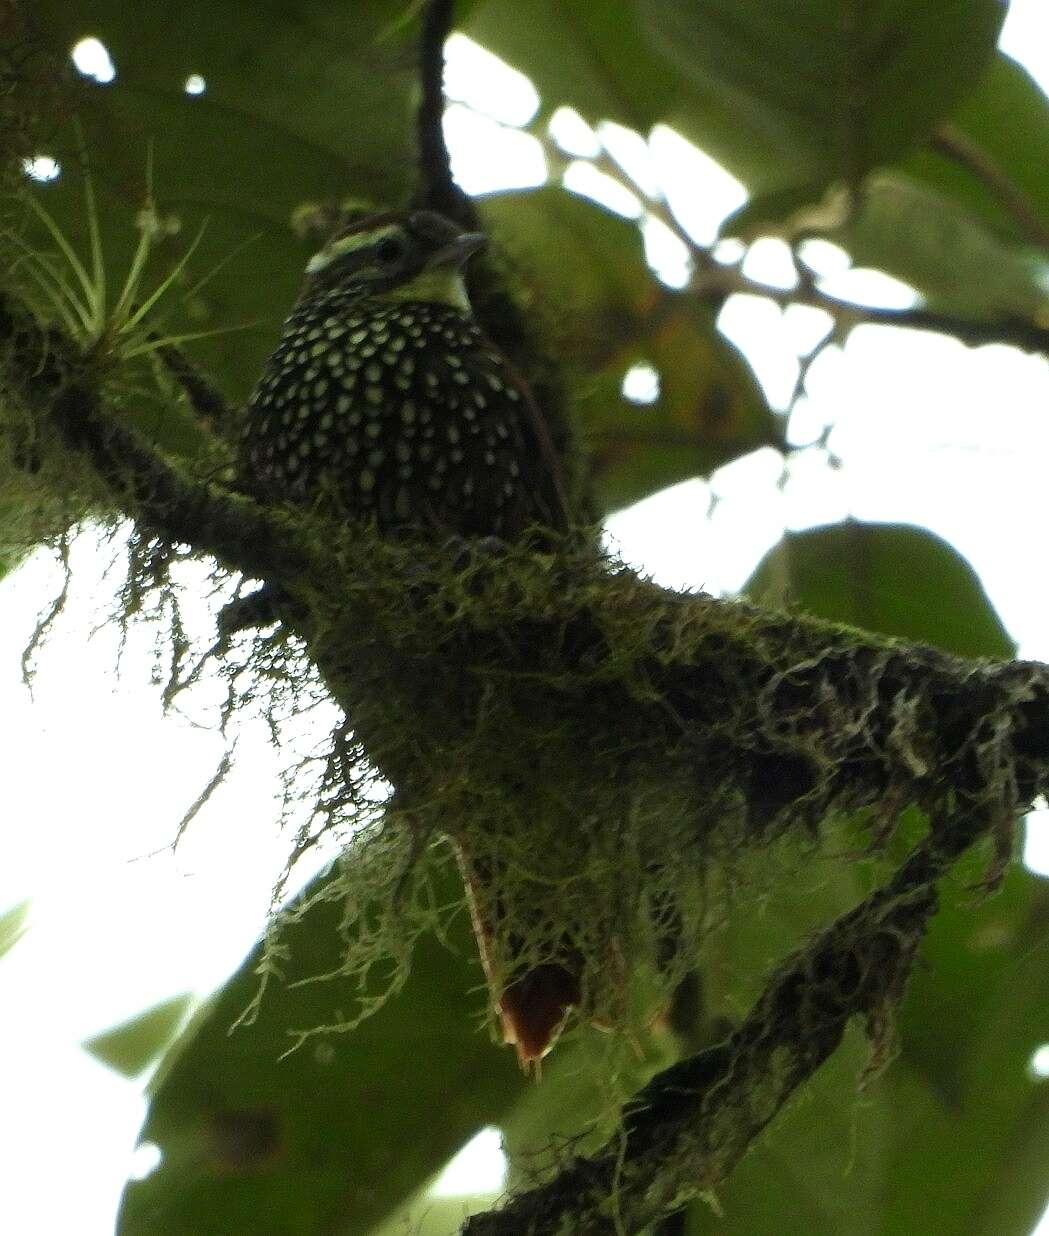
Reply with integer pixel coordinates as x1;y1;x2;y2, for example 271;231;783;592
240;209;581;1064
240;209;569;542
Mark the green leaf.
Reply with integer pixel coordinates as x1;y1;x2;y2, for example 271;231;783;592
832;171;1049;320
482;188;779;513
118;858;527;1236
469;0;1004;201
726;53;1049;333
0;900;30;960
84;993;193;1077
702;522;1040;1235
466;0;794;192
902;53;1049;246
880;861;1049;1236
744;520;1015;660
640;0;1004;187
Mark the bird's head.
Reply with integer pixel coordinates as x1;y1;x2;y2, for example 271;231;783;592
302;210;486;310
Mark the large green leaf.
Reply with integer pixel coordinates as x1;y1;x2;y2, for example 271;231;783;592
469;0;1004;201
682;863;1049;1236
744;520;1015;660
118;856;526;1236
482;188;779;512
832;171;1049;319
880;856;1049;1236
902;53;1049;247
732;54;1049;331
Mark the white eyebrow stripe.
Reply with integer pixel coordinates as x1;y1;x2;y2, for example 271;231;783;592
304;225;403;274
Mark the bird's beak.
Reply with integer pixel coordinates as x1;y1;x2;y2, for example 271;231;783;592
427;232;487;269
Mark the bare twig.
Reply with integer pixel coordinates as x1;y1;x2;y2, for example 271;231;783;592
932;121;1049;253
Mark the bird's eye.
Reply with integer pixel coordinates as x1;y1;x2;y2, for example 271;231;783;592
374;235;406;266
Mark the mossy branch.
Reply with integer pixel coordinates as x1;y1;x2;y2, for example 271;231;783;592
6;289;1049;1230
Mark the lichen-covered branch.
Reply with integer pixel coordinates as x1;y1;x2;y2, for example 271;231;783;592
6;285;1049;1232
462;835;947;1235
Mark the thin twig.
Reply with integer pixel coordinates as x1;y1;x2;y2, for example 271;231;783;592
690;263;1049;356
932;121;1049;253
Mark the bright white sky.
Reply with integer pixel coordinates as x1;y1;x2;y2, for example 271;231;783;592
5;3;1049;1232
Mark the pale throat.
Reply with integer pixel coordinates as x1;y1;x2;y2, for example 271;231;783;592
384;268;471;311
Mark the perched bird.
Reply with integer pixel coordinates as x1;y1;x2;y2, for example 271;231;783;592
240;209;580;1063
241;209;568;541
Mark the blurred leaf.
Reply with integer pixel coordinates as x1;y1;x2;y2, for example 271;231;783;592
832;171;1049;319
374;1191;505;1236
639;0;1004;189
482;188;779;512
466;0;795;192
84;993;193;1077
744;520;1015;660
727;54;1049;335
0;900;29;960
470;0;1003;202
902;53;1049;247
879;857;1049;1236
118;857;527;1236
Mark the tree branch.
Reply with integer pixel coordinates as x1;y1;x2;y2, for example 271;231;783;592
412;0;588;514
7;287;1049;1234
415;0;477;228
0;292;308;585
690;260;1049;356
155;339;235;434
